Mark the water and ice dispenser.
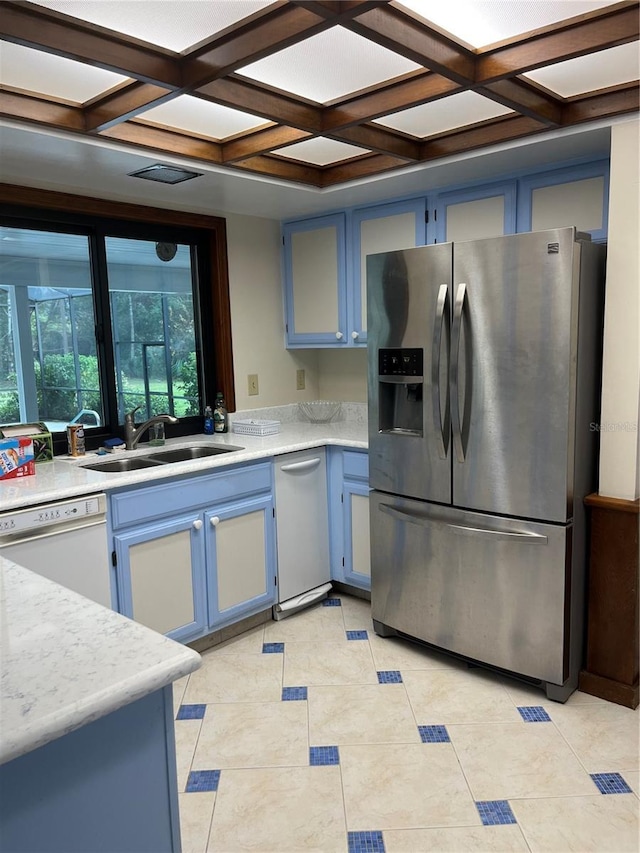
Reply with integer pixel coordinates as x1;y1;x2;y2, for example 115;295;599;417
377;347;424;436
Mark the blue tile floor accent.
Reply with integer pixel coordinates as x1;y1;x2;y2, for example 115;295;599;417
591;773;633;795
346;630;368;640
377;670;403;684
186;770;221;793
476;800;517;826
323;597;342;606
176;704;206;720
309;745;340;766
418;724;450;743
517;705;551;722
262;642;285;654
282;686;308;701
348;830;385;852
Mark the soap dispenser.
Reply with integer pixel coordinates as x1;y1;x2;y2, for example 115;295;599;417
203;405;214;435
213;392;228;433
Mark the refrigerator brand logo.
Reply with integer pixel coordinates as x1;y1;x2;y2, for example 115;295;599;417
547;243;560;253
590;421;638;432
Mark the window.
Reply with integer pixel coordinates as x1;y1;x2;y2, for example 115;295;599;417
0;187;233;453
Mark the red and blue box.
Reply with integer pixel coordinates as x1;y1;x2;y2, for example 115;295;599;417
0;437;35;480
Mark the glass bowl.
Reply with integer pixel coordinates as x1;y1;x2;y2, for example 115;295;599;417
298;401;342;423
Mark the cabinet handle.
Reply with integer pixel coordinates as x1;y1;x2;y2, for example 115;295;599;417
335;331;343;340
351;331;359;340
280;458;321;473
210;516;220;527
192;519;203;530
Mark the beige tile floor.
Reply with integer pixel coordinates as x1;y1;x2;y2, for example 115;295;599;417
173;594;639;853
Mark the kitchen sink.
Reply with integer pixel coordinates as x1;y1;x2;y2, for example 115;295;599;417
81;443;244;473
83;457;165;473
148;445;244;463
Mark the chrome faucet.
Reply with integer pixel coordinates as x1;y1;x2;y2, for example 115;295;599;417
124;406;179;450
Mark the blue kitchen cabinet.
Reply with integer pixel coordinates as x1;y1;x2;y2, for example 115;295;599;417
205;493;277;630
328;448;371;592
432;180;516;243
282;213;348;347
109;461;277;643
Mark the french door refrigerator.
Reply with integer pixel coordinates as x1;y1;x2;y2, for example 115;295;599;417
367;227;605;702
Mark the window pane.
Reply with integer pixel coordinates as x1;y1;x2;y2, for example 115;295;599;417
0;226;103;432
104;237;200;423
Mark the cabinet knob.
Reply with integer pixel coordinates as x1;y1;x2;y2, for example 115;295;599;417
335;331;343;340
210;516;220;527
192;519;203;530
351;330;359;340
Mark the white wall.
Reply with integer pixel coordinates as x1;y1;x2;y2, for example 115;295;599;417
318;349;368;402
597;118;640;501
224;213;320;410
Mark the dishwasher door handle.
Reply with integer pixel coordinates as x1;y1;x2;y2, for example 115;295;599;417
279;458;322;473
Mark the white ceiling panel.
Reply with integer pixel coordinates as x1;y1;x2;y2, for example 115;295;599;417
0;42;128;102
238;26;421;103
141;95;269;139
374;91;513;138
395;0;620;49
31;0;272;52
272;138;371;166
524;43;640;97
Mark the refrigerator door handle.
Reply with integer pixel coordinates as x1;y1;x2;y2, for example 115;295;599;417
448;523;548;544
432;284;450;460
451;282;467;463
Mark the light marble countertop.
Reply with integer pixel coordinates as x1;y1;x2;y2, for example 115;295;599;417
0;557;201;765
0;418;368;511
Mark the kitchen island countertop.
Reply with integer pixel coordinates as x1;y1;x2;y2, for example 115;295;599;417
0;557;201;765
0;419;368;512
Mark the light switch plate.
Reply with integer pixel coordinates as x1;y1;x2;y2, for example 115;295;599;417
248;374;259;396
296;369;306;390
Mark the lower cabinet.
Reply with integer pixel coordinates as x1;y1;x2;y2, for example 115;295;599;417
328;448;371;592
109;461;277;643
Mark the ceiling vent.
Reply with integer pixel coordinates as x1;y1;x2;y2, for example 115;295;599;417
127;164;204;184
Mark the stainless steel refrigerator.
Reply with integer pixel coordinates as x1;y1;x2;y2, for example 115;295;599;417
367;227;605;702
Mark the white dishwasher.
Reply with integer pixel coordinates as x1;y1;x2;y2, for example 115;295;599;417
273;448;331;619
0;493;112;607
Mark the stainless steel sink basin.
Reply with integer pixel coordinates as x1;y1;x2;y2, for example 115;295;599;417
149;445;244;463
81;443;244;473
83;457;165;473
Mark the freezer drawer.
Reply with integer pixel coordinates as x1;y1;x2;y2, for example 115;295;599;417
370;491;571;685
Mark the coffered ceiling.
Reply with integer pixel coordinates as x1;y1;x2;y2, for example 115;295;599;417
0;0;638;190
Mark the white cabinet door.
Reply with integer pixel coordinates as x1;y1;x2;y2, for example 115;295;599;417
207;495;276;626
114;514;206;642
434;181;516;243
344;483;371;586
283;213;347;346
274;448;330;601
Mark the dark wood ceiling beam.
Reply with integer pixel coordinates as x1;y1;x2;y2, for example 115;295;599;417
327;124;420;160
345;4;476;85
288;1;392;21
0;87;85;131
182;4;333;90
0;1;182;87
101;122;224;164
321;153;407;186
231;154;322;186
477;78;563;125
562;81;639;124
476;2;640;82
197;76;323;133
322;72;461;131
222;126;312;162
84;82;175;132
421;115;546;160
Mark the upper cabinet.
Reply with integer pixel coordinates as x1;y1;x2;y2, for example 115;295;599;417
282;158;609;349
516;160;609;242
433;181;516;243
282;213;347;347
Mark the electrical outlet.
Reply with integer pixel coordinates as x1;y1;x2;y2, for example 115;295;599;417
296;369;306;390
248;374;259;396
